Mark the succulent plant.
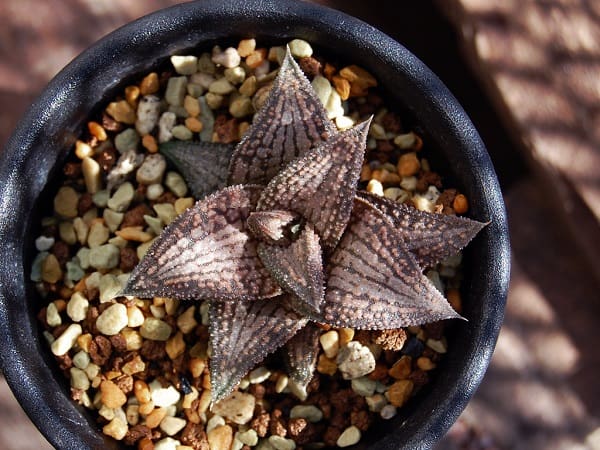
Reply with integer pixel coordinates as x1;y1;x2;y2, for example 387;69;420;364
121;48;487;403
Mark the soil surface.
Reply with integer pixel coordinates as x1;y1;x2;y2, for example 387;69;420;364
1;1;598;449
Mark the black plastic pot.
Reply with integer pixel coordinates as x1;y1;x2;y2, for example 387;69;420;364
0;1;510;449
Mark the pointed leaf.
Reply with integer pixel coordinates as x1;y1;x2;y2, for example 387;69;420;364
160;141;234;199
228;48;336;186
121;185;281;301
320;197;463;329
257;224;324;315
357;191;488;268
284;323;321;399
247;210;300;246
257;119;371;251
208;295;307;403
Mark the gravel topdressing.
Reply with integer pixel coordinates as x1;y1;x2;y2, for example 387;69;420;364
32;38;469;450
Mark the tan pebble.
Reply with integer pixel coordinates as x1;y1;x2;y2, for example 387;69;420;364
137;437;154;450
115;226;153;242
319;330;340;358
177;305;197;334
140;317;172;341
183;95;201;117
182;387;199;409
339;65;377;88
87;221;109;247
41;254;62;284
142;134;158;153
103;418;128;440
246;48;267;69
198;389;211;414
184;117;203;133
332;75;351;101
446;288;462;313
360;164;372;182
386;379;414;407
145;407;168;428
87;121;107;141
134;380;152;404
125;85;140;107
82;156;102;194
138;401;155;416
122;354;146;375
229;95;254;118
75;140;93;159
426;338;447;354
122;329;143;351
239;75;257;96
417;357;436;371
238;121;250;138
237;38;256;57
140;72;160;95
76;333;92;353
366;179;384;196
397;152;420;177
189;358;206;378
166;331;186;360
106;100;136;124
101;379;127;408
388;355;412;379
453;194;469;214
338;328;355;347
54;186;79;218
316;354;337;376
207;424;233;450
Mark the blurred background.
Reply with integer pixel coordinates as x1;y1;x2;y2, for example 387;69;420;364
1;0;599;449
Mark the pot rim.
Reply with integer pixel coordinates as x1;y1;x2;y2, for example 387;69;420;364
0;1;510;449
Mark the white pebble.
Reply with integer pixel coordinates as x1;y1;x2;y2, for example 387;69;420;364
212;47;241;68
171;125;193;141
165;171;188;197
154;437;181;450
160;416;187;436
351;377;377;397
107;182;135;212
127;306;145;328
115;128;140;153
76;247;91;269
400;176;417;191
165;76;188;106
88;244;120;270
51;324;82;356
158;111;177;143
67;291;89;322
236;429;258;446
209;77;236;95
191;72;216;89
146;183;165;201
72;350;90;370
380;404;397;420
46;302;62;327
136;95;161;135
212;392;256;425
140;318;173;341
326;89;344;119
336;341;376;380
269;436;296;450
103;209;124;233
35;235;55;252
289;405;323;423
96;303;128;336
311;76;332;106
365;393;387;413
137;153;167;185
99;274;122;303
87;222;109;248
149;380;181;407
288;39;313;58
337;426;361;447
70;367;90;390
171;55;198;75
206;414;226;432
248;366;271;384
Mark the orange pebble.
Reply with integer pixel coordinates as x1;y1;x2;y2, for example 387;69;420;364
453;194;469;214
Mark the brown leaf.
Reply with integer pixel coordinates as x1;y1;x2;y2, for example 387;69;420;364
228;48;336;186
246;210;300;246
357;191;488;268
121;185;281;301
160;141;234;199
283;323;321;398
257;119;371;251
257;224;324;315
208;295;307;403
320;197;463;329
